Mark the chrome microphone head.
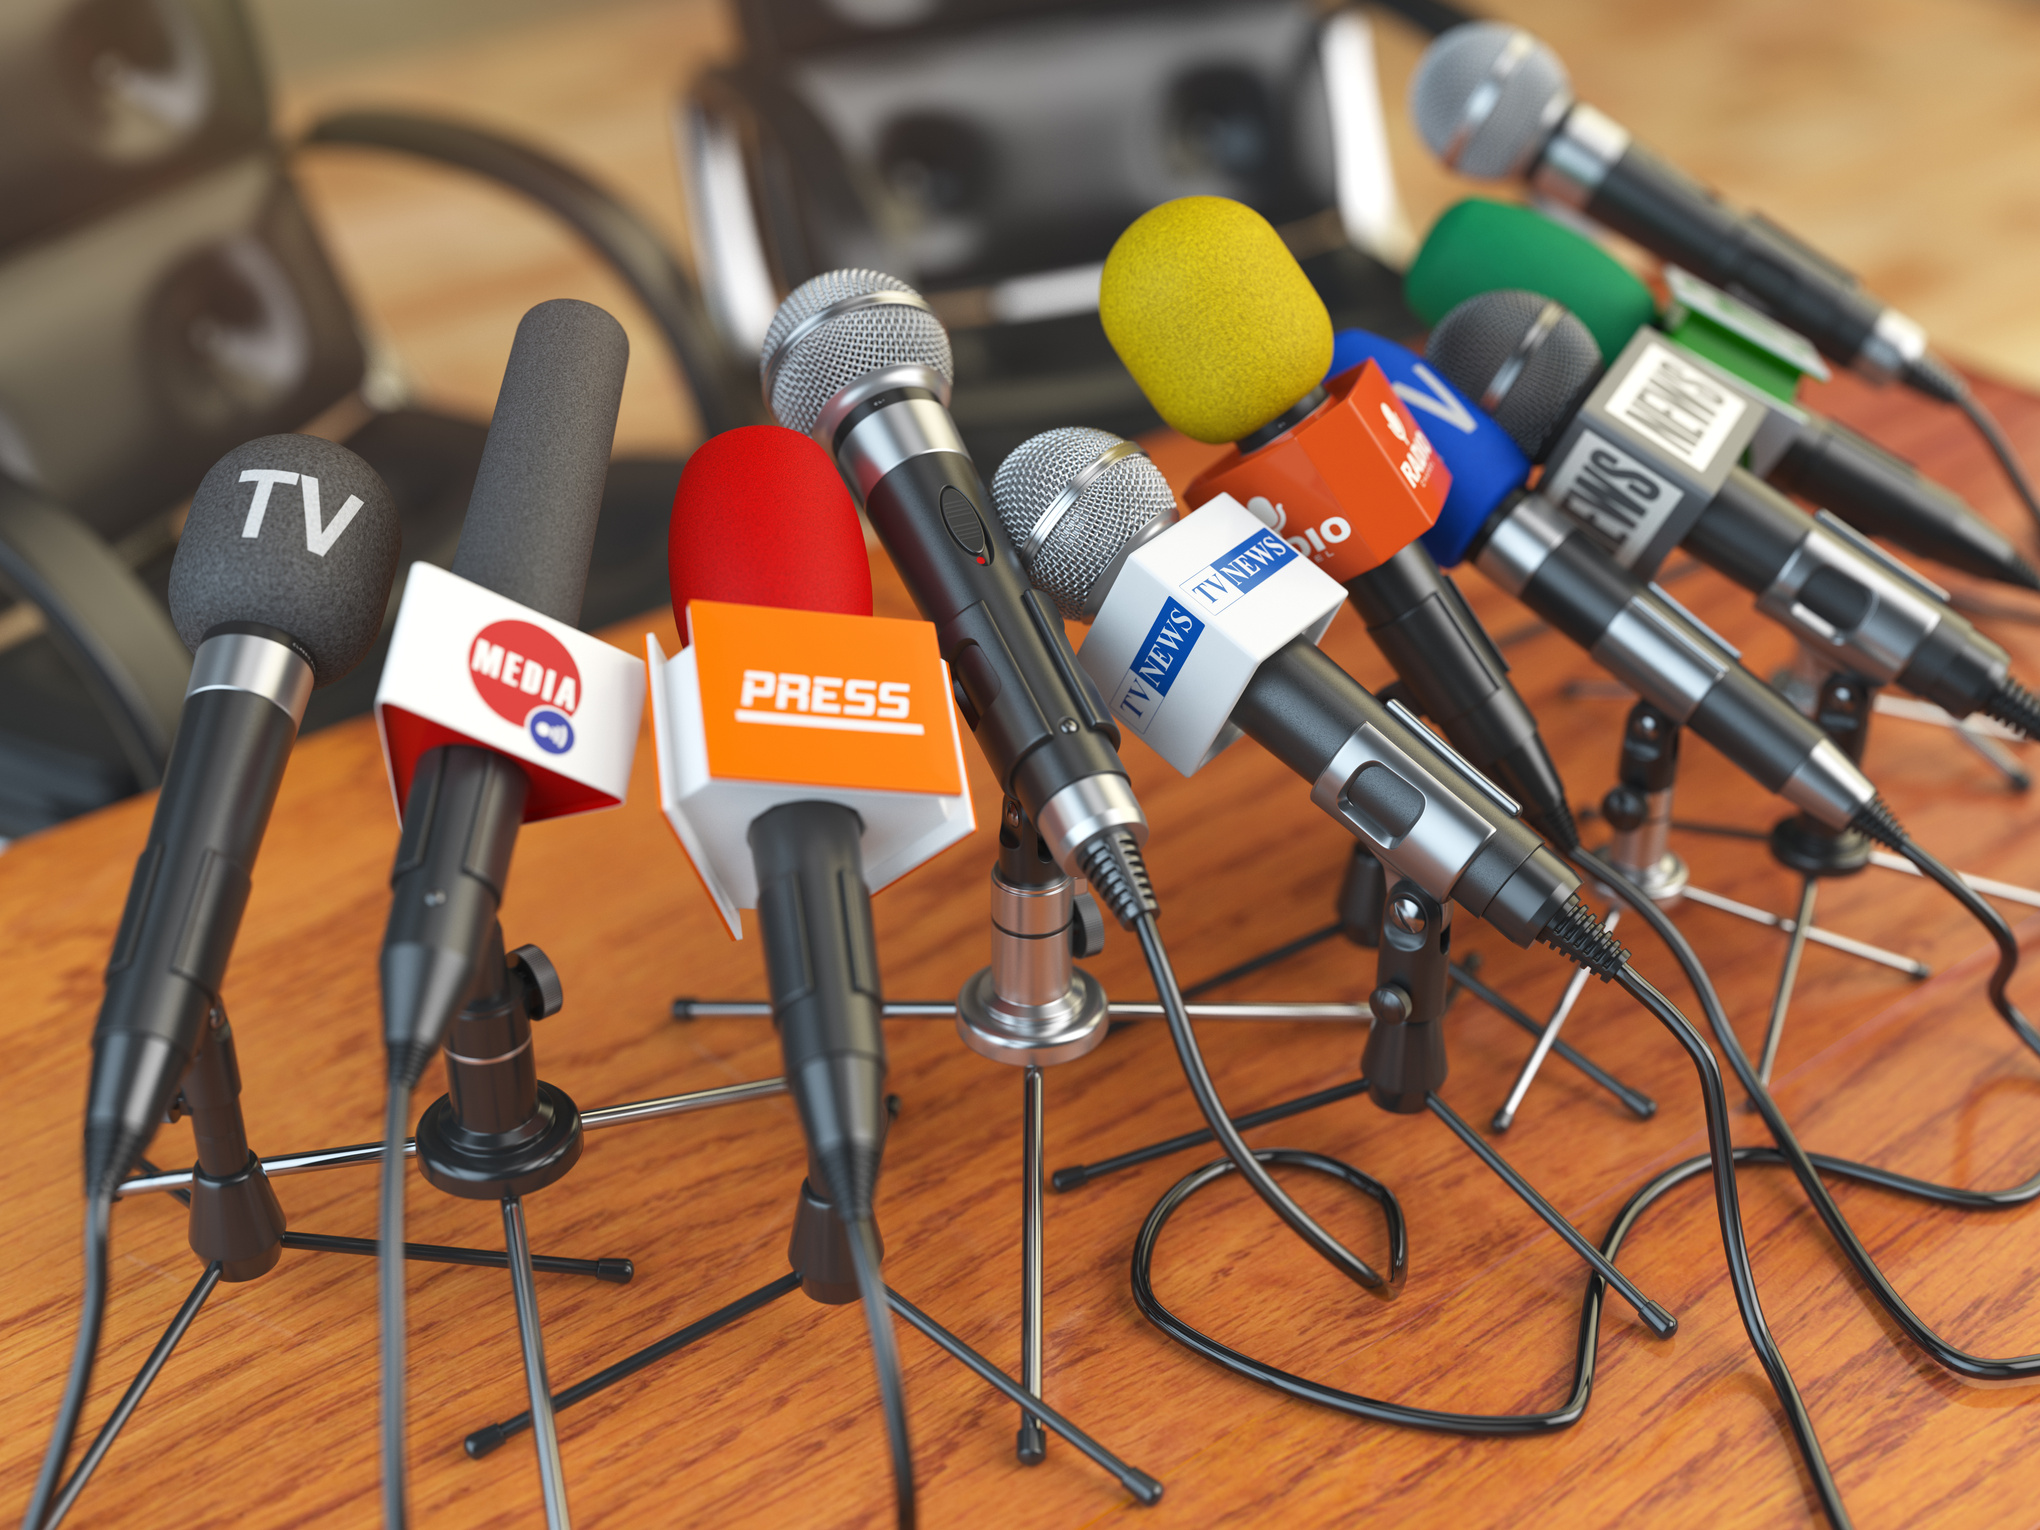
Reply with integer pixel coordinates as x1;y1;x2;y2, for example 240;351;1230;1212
991;427;1178;622
1411;22;1572;180
759;269;955;443
1427;290;1603;460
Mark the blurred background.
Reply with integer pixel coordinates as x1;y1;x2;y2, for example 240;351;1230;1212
4;0;2037;841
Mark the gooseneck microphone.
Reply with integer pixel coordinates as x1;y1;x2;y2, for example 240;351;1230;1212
1403;196;2040;592
1410;22;2040;528
28;434;399;1530
1430;290;2040;744
759;271;1151;925
376;298;629;1530
1095;196;1580;849
992;430;1600;965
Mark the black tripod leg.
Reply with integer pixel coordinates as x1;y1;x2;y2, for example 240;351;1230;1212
502;1195;572;1529
464;1271;804;1459
1758;876;1819;1088
46;1263;223;1529
1424;1094;1677;1338
279;1231;633;1282
1018;1065;1047;1466
1050;1078;1372;1191
885;1287;1163;1506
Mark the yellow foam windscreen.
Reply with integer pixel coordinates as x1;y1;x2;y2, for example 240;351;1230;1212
1100;197;1333;445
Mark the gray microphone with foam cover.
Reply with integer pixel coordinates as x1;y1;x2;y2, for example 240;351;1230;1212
451;297;629;626
381;298;629;1086
87;434;400;1195
1410;21;1938;392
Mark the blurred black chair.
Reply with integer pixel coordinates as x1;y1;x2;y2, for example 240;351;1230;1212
0;0;751;837
677;0;1464;467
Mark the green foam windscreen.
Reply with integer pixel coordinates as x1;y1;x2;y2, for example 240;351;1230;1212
1100;197;1333;445
1405;198;1658;364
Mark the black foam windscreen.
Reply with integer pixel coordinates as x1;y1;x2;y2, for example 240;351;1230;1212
168;432;400;685
1427;289;1603;460
450;298;628;626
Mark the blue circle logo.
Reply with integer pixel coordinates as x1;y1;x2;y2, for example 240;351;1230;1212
529;708;574;754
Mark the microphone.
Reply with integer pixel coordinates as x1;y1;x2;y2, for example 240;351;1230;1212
1095;195;1581;849
1372;296;1875;831
652;424;974;1211
1410;22;1939;396
992;430;1601;963
1428;291;2040;743
760;271;1152;929
373;298;632;1530
377;298;635;1091
1401;196;2040;592
87;434;400;1198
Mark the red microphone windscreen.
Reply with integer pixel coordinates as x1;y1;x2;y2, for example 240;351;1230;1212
669;425;872;634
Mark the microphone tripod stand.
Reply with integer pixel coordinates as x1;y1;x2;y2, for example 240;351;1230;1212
37;999;630;1529
458;1148;1165;1509
1053;865;1678;1340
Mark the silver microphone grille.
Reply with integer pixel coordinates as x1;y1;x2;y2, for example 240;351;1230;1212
991;427;1178;622
759;269;954;439
1411;22;1571;181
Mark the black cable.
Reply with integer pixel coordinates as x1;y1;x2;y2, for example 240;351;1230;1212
1958;389;2040;540
1134;911;1401;1297
378;1082;412;1530
844;1215;915;1530
22;1191;112;1530
1126;890;1851;1527
1850;801;2040;1058
1575;840;2040;1387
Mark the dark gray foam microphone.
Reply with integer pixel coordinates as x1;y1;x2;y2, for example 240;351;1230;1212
451;298;629;626
87;435;399;1196
381;297;628;1089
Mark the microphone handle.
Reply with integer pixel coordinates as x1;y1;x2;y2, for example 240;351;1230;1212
1765;415;2040;592
1536;109;1922;384
1682;470;2014;720
1476;495;1876;829
380;745;528;1088
843;397;1143;871
87;631;310;1194
1343;541;1578;848
748;801;889;1221
1227;637;1579;947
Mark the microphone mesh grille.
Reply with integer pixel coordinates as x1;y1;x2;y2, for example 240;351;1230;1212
1427;290;1602;460
992;427;1178;621
760;269;953;437
1411;22;1571;180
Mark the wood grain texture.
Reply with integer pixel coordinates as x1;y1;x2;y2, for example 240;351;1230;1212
7;367;2040;1527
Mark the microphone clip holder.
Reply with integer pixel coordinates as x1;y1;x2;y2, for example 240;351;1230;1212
41;998;630;1528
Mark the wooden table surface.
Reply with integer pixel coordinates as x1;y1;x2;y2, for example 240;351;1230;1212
10;368;2040;1528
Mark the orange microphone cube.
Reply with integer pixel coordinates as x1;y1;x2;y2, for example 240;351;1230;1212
1186;360;1451;584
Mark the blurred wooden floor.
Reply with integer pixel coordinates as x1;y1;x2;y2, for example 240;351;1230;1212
8;367;2040;1526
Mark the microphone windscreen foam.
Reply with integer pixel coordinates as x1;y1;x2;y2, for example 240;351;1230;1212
168;433;400;686
1410;22;1571;179
669;425;871;630
1099;197;1333;445
1408;198;1657;364
1427;290;1603;460
452;298;629;626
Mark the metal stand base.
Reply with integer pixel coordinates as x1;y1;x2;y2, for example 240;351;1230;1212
956;967;1110;1066
460;1184;1165;1508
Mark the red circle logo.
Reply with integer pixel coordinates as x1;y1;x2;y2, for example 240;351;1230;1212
469;620;582;727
